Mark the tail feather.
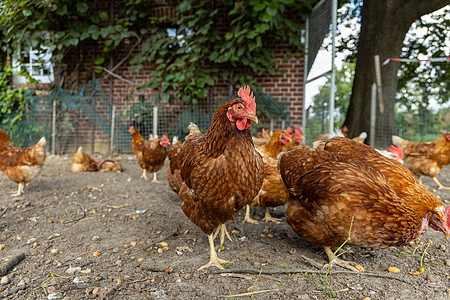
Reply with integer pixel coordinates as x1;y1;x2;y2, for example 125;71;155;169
392;135;407;147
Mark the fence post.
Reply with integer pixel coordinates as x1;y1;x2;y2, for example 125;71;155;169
52;100;56;155
370;83;377;147
153;106;158;137
109;104;116;156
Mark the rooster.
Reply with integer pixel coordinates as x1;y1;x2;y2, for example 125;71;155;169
279;144;450;271
129;126;169;182
392;133;450;189
0;130;46;196
70;146;99;173
178;86;264;270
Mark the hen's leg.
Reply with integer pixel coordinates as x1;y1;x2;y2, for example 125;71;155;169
262;207;282;223
152;172;161;183
432;177;450;190
323;246;361;272
11;182;24;197
213;224;232;249
140;169;148;181
242;205;258;224
198;234;227;270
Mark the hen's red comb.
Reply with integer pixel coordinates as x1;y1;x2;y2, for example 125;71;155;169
238;85;256;114
387;145;404;159
295;126;304;136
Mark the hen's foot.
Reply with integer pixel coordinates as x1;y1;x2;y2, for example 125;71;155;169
262;207;281;223
140;170;148;181
198;234;228;270
432;177;450;190
242;205;258;224
213;224;232;250
323;246;361;272
11;183;24;197
151;173;161;183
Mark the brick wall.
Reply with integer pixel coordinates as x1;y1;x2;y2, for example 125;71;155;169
57;0;304;151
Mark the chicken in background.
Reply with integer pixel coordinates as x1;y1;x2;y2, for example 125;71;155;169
70;146;99;173
352;132;367;144
0;129;46;196
242;152;288;224
392;133;450;189
98;160;123;172
313;125;348;142
285;126;305;151
257;129;292;159
178;86;264;270
279;144;450;272
253;128;271;147
129;126;170;182
167;136;183;194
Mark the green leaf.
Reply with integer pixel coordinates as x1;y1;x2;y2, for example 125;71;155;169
94;57;105;65
23;8;31;17
225;32;234;40
56;5;68;16
99;11;108;20
178;0;191;12
77;2;89;15
253;3;265;11
266;7;278;16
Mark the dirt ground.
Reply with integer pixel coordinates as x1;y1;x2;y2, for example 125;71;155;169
0;154;449;300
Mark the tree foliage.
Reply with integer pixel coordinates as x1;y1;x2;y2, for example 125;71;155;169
0;0;314;104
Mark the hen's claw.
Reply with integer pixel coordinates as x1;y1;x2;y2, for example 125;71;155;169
323;246;361;272
213;224;232;250
262;207;281;223
242;205;259;224
198;234;228;270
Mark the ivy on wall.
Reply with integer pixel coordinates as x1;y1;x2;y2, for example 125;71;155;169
1;0;313;104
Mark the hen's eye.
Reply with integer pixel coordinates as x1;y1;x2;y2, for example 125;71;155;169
236;105;242;110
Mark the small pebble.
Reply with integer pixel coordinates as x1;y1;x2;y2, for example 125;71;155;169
426;274;436;283
444;258;450;266
160;242;168;247
0;244;5;250
130;242;137;247
387;267;400;273
157;248;164;254
1;276;9;285
438;244;446;251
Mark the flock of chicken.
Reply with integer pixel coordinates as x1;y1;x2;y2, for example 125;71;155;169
0;85;449;272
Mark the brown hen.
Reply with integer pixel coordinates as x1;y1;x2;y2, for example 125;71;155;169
129;126;169;182
242;152;288;224
0;130;46;196
179;86;264;270
392;133;450;189
167;136;183;194
279;144;450;271
70;146;99;173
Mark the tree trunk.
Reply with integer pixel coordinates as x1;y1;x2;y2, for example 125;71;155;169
344;0;448;148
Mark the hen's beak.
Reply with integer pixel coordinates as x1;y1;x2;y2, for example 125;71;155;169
244;114;258;124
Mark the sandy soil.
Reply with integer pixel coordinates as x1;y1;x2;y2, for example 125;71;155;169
0;155;449;300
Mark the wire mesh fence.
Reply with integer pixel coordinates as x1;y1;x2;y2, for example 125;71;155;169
0;81;292;155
